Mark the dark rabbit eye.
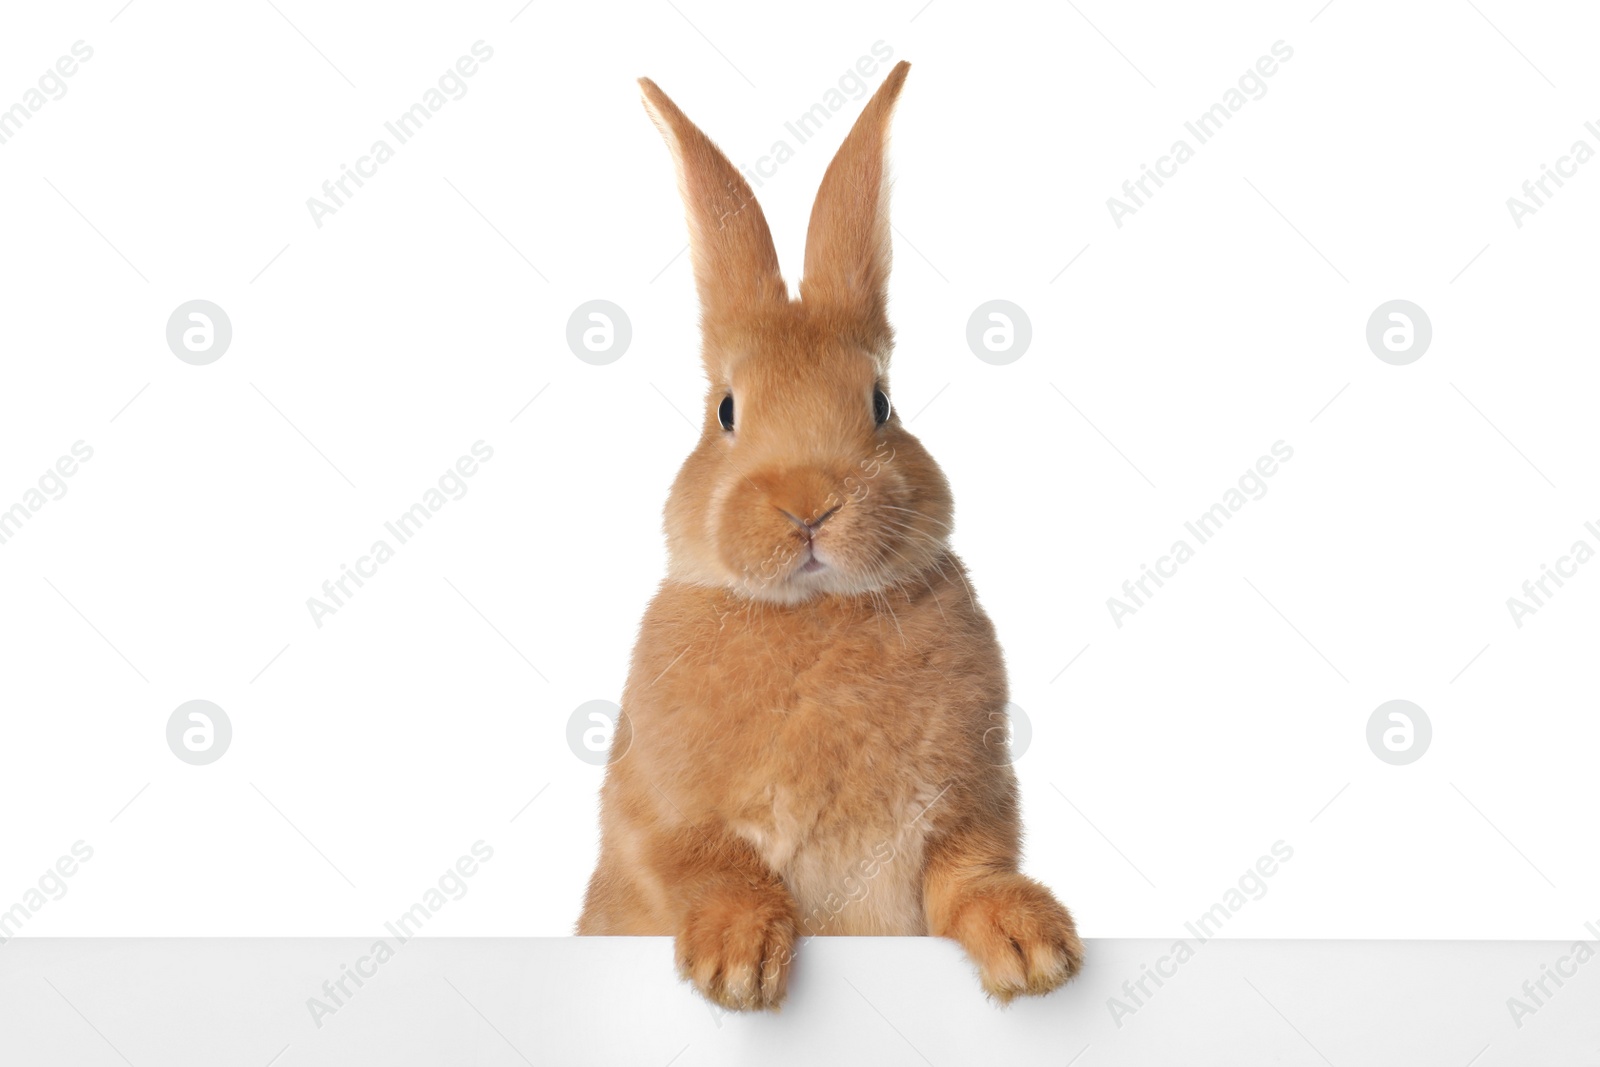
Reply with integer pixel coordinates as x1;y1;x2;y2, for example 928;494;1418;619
873;388;891;426
718;394;735;431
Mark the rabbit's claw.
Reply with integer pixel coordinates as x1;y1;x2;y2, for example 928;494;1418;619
950;874;1084;1004
675;889;798;1012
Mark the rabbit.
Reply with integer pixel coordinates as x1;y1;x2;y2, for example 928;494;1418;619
576;60;1083;1011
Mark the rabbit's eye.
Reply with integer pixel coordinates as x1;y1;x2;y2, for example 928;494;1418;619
873;388;891;426
718;395;735;431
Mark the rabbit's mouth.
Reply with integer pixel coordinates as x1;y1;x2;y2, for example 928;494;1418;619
795;541;828;574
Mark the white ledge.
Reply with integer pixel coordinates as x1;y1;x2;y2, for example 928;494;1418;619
1;937;1593;1064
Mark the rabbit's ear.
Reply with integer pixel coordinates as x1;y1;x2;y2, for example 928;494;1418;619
639;78;787;327
801;61;910;347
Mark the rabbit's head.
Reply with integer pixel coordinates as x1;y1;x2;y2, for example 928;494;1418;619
640;62;952;605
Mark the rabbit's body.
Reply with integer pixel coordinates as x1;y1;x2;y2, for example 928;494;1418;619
577;61;1082;1010
580;554;1007;938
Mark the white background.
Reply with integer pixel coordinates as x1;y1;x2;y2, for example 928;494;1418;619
1;0;1596;943
7;938;1593;1066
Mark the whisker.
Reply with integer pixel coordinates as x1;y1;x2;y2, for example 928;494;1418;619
877;503;953;532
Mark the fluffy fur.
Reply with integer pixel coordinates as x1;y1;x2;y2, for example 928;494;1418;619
577;61;1083;1010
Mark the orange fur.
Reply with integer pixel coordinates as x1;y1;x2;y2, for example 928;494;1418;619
578;61;1083;1009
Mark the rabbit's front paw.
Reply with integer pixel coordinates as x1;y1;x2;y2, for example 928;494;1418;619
674;889;798;1011
949;874;1083;1003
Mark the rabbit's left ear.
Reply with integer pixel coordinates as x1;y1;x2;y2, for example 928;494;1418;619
638;77;788;332
801;61;910;348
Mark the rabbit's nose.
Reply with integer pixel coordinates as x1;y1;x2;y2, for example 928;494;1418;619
777;504;840;536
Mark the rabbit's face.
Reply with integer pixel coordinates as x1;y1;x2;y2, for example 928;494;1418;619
663;309;953;604
640;62;929;603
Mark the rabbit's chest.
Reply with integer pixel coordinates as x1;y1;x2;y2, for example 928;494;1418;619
630;577;1004;933
704;617;965;933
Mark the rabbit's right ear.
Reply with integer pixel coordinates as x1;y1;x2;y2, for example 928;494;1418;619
639;79;787;331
